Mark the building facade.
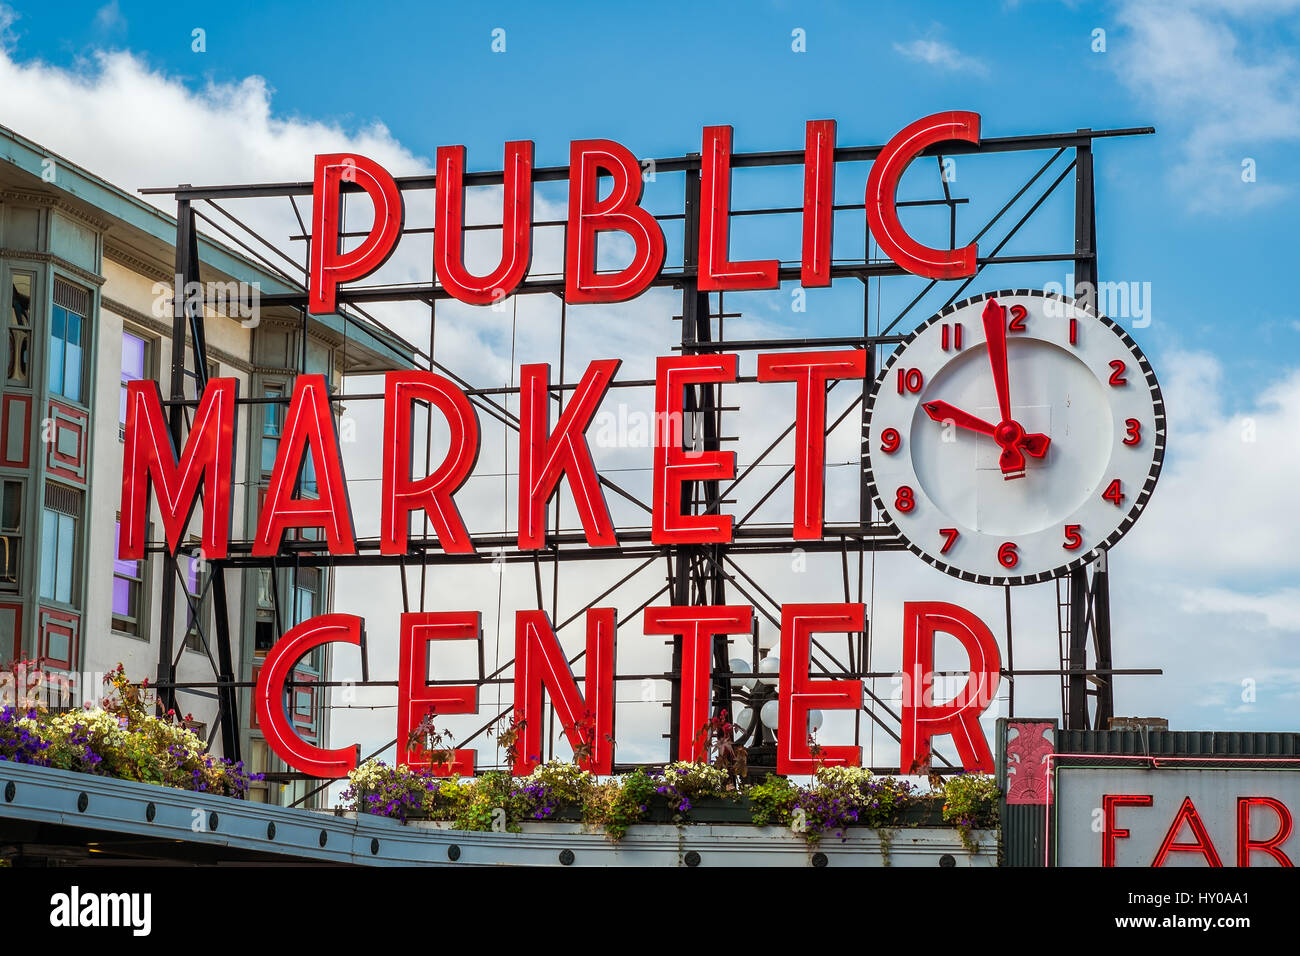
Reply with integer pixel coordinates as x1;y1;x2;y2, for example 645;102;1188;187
0;126;413;806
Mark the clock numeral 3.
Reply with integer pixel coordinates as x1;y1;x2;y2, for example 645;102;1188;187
998;541;1019;568
1108;360;1128;387
1063;524;1083;550
939;528;959;554
1123;419;1141;446
896;368;924;395
879;428;901;454
895;486;916;513
1102;479;1125;507
1008;304;1028;332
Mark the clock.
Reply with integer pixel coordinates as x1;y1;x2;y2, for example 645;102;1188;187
864;289;1165;585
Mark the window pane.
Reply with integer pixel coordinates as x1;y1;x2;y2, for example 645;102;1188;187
65;321;83;402
111;577;132;617
48;309;65;397
1;482;19;531
55;512;74;603
10;276;30;327
39;509;56;600
122;332;146;380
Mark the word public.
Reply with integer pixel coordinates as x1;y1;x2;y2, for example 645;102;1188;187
307;110;983;314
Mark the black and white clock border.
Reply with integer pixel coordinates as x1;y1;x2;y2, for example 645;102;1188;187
863;288;1166;586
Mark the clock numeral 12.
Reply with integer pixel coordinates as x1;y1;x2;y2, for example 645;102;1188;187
896;368;924;394
939;528;959;554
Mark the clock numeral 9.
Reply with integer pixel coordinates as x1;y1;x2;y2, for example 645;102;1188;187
879;428;901;454
1108;360;1128;387
1123;419;1141;446
1102;479;1125;507
939;528;959;554
1008;304;1028;332
896;368;924;395
895;486;916;513
998;541;1019;568
1063;524;1082;550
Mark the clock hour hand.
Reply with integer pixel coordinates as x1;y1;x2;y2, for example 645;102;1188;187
924;400;1051;479
922;400;997;436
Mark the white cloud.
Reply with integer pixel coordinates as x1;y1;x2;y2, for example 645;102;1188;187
892;39;990;76
1112;0;1300;211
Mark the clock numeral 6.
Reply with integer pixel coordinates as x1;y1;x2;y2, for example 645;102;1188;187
879;427;901;454
1063;524;1083;550
1123;418;1141;446
1102;479;1125;507
896;368;924;395
895;486;916;513
998;541;1019;568
1008;304;1028;332
939;527;959;554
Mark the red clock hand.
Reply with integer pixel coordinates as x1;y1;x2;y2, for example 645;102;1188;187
982;298;1012;425
922;401;997;436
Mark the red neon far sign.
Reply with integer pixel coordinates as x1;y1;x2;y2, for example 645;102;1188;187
307;111;982;314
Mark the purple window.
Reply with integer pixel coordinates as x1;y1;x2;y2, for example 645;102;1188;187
120;332;148;427
112;521;144;635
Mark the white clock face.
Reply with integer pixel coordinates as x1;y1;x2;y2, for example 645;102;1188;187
865;289;1165;585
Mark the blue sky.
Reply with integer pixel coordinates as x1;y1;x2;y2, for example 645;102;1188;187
12;0;1298;401
3;0;1298;751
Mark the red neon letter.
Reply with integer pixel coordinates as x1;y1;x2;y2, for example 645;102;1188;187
380;370;479;554
802;119;836;288
565;139;665;303
397;611;479;776
757;349;866;539
900;601;1001;773
253;374;355;555
866;112;980;279
777;603;864;774
1238;796;1294;867
434;141;533;305
119;378;235;559
513;608;615;775
699;126;779;291
644;605;752;762
518;359;619;550
652;355;738;545
309;153;404;315
1101;793;1153;867
255;613;361;777
1153;796;1224;867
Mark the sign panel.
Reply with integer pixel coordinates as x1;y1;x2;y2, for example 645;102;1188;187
1053;763;1298;867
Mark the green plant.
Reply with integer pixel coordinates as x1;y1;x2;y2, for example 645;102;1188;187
583;768;656;841
655;760;734;818
747;774;798;827
941;773;1000;852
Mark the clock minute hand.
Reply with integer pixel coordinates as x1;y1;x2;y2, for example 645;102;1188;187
982;298;1012;426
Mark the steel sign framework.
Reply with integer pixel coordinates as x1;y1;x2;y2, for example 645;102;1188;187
137;120;1159;796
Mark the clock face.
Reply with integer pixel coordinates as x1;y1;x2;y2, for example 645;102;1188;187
864;289;1165;585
